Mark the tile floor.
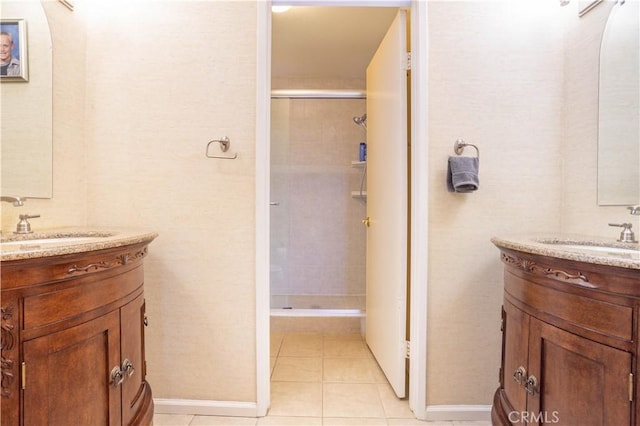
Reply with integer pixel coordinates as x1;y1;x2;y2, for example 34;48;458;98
153;332;492;426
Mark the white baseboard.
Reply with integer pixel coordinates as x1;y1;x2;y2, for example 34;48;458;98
153;399;257;418
421;405;492;422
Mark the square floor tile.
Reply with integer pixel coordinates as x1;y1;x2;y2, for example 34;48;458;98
323;383;385;418
323;357;382;383
152;413;194;426
279;333;323;357
323;339;372;358
257;416;322;425
271;333;284;357
376;383;414;418
272;356;322;382
269;381;323;417
323;333;364;342
190;416;257;425
323;418;387;425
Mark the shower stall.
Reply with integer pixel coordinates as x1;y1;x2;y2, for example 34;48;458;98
270;91;368;333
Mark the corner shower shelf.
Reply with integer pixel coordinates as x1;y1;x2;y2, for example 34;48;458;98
351;161;366;199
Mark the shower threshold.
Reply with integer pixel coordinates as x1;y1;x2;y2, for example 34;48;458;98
270;308;365;317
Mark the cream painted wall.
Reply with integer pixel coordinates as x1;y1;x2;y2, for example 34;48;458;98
426;1;565;405
79;0;258;402
5;0;259;404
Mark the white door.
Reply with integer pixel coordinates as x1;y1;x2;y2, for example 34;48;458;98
365;10;408;399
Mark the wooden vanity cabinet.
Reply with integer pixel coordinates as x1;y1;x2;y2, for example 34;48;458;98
1;241;154;425
492;247;638;426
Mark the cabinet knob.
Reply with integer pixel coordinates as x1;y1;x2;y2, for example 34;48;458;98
513;366;526;384
362;217;371;227
110;366;124;387
524;375;538;395
122;359;135;378
144;315;149;327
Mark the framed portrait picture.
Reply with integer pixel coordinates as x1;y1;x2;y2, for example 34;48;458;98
0;19;28;82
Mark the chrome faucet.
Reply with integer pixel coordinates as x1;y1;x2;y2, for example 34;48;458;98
1;196;26;206
609;223;637;243
15;214;40;234
608;206;640;243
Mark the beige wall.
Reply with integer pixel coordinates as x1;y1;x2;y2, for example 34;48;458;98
39;0;258;402
4;0;634;412
81;0;258;402
426;0;565;405
2;0;260;406
424;0;638;406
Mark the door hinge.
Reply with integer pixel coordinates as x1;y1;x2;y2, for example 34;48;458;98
405;52;412;70
629;373;634;401
404;340;411;359
21;362;26;390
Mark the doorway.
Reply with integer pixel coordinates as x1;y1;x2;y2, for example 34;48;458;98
269;5;396;329
255;0;429;419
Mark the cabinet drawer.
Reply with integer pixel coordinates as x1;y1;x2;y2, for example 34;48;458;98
23;265;144;330
505;271;633;342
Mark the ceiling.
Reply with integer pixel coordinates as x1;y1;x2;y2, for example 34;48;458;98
271;6;399;81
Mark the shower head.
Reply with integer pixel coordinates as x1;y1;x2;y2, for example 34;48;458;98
353;113;367;129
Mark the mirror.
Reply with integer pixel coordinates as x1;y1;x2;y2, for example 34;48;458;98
0;0;52;198
597;0;639;205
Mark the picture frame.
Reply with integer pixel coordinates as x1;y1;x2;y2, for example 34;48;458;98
0;19;28;82
579;0;603;17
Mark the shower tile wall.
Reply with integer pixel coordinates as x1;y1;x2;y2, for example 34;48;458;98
271;82;367;308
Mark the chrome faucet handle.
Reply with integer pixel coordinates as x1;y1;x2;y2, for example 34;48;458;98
629;206;640;215
609;223;637;243
15;214;40;234
1;196;26;207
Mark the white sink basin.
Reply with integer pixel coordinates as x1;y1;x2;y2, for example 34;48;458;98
1;231;116;249
552;244;639;255
1;236;99;246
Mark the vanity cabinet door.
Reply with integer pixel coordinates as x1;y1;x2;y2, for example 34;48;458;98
527;318;632;426
502;301;530;423
120;294;149;425
22;309;122;426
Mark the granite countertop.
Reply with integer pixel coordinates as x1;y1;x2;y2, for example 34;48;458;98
0;227;158;261
491;234;640;270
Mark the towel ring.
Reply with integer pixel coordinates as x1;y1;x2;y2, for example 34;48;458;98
454;139;479;158
206;136;238;160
